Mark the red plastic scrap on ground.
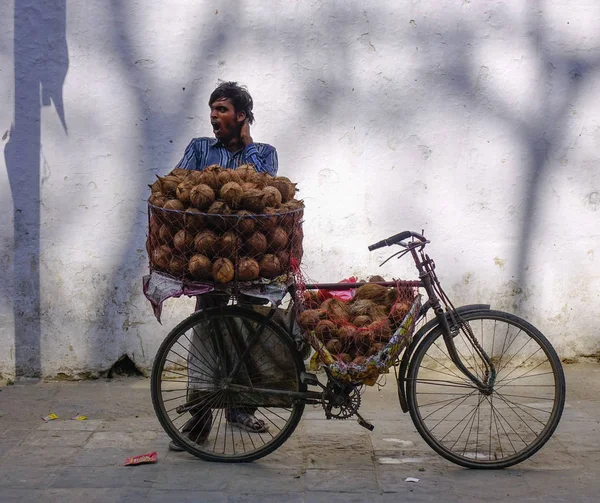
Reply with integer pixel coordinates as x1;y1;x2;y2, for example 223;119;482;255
124;452;158;466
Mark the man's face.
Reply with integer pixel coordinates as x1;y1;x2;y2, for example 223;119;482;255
210;98;243;141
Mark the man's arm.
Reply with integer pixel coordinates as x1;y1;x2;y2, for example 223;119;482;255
240;120;278;175
242;144;278;176
175;139;199;170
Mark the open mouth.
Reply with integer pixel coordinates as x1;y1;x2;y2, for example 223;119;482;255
212;122;221;133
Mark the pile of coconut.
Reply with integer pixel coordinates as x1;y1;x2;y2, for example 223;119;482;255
146;164;304;283
297;280;415;365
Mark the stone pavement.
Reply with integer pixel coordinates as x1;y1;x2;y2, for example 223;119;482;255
0;362;599;502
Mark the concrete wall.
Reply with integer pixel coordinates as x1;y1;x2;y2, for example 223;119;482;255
1;0;599;378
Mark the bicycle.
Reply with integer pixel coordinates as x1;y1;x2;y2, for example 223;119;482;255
151;230;565;469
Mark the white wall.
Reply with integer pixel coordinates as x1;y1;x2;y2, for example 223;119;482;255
1;0;599;378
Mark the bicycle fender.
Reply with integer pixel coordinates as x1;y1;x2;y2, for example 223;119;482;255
397;304;491;413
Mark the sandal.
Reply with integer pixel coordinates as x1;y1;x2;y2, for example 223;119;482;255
227;410;269;433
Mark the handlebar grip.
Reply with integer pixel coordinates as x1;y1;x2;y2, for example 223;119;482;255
368;231;413;251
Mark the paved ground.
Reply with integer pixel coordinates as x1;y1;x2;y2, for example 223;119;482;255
0;362;599;502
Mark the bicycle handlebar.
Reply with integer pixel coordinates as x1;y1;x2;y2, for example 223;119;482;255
368;231;426;251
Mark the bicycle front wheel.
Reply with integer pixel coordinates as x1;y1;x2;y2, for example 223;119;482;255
407;309;565;469
151;306;306;463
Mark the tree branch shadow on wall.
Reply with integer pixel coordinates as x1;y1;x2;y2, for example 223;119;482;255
3;0;69;377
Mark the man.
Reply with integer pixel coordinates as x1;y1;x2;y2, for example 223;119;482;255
169;81;276;452
176;81;278;174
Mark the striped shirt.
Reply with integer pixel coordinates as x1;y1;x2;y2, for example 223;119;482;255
176;138;278;175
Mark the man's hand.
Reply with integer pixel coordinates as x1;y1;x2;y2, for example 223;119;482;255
240;118;253;147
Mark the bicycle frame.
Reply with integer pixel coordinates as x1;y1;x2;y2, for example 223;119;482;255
221;232;496;407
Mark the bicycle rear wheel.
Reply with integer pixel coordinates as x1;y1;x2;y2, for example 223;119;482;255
151;305;306;463
407;309;565;469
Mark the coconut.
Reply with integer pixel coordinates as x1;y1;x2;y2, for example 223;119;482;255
353;355;368;366
157;175;181;196
302;290;322;309
173;229;194;252
237;257;260;281
367;342;385;357
321;298;351;323
184;208;205;233
168;168;189;179
235;210;256;236
176;180;196;205
151;244;171;270
245;232;268;257
353;283;388;303
290;225;304;263
188;254;213;280
325;339;342;354
149;179;162;194
240;181;258;192
384;287;400;308
369;275;386;283
262;186;282;208
217;232;241;258
168;256;188;276
269;177;296;203
258;254;282;279
236;164;257;181
194;230;219;257
389;299;413;324
279;202;303;232
241;188;266;213
206;201;232;231
247;171;269;189
212;257;235;283
258;207;279;233
348;299;376;318
338;353;352;364
297;309;324;330
189;184;215;210
268;226;288;251
220;182;244;209
369;304;389;322
198;171;220;191
275;250;290;269
338;325;357;342
352;315;371;328
369;320;392;342
157;223;174;244
217;169;242;186
204;164;222;173
185;170;204;185
207;200;231;215
163;199;185;211
148;193;167;207
315;320;337;342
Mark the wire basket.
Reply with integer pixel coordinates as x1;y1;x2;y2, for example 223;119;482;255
146;203;304;291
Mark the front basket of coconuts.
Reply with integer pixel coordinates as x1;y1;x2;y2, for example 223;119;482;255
143;164;304;321
296;280;421;386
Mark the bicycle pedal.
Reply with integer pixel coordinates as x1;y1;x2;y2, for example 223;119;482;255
300;372;322;388
356;415;374;431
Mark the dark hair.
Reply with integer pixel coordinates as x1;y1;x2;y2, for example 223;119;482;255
209;81;255;124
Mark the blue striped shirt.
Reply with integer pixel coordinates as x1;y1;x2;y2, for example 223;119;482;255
176;138;278;175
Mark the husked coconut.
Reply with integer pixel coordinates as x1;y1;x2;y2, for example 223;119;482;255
353;283;388;303
258;254;281;278
321;298;351;323
220;182;244;209
176;180;195;205
315;320;337;342
189;254;212;280
235;210;256;236
189;184;216;210
163;199;185;211
168;256;188;276
194;230;219;257
245;232;268;257
237;257;260;281
268;226;288;251
217;232;241;258
212;257;235;283
173;229;194;252
297;309;324;330
241;188;266;213
262;186;282;207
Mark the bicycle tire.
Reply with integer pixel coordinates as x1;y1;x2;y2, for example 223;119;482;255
151;305;306;463
406;309;565;469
